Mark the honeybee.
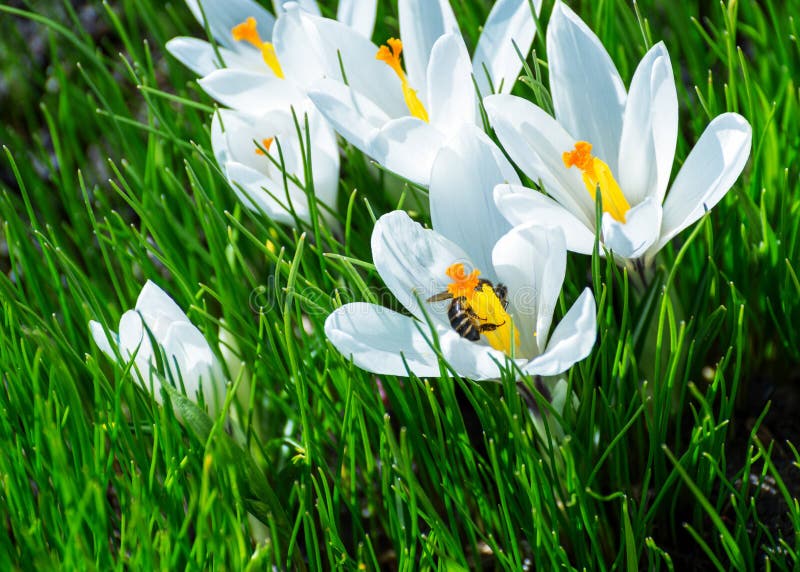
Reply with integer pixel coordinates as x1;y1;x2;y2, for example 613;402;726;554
427;279;509;341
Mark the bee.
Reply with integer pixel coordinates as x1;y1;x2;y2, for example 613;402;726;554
427;279;509;341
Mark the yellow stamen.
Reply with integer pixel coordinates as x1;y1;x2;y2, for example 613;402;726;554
255;137;274;156
444;263;519;355
376;38;429;122
563;141;631;223
232;17;284;79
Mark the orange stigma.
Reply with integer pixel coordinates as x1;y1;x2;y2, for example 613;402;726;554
446;263;480;299
376;38;429;122
562;141;596;179
232;17;262;47
255;137;274;156
563;141;631;223
232;17;284;78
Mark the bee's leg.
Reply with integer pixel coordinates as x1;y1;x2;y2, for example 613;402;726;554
465;306;488;321
477;320;506;333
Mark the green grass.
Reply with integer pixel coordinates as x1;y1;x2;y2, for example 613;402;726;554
1;0;799;569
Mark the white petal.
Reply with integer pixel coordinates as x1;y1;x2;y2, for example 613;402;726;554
325;302;453;377
492;223;568;358
298;12;407;118
484;94;595;224
371;211;470;324
369;117;446;186
161;321;226;413
426;33;476;131
185;0;276;49
166;37;264;76
198;69;304;112
210;109;280;174
655;113;752;251
89;320;118;358
523;288;596;376
325;303;511;380
472;0;541;95
429;125;515;275
494;184;595;254
273;0;320;16
601;197;661;259
272;4;328;89
336;0;377;38
306;110;341;209
398;0;460;96
225;161;309;224
118;310;157;384
618;42;678;206
135;281;191;339
308;79;390;155
547;1;626;171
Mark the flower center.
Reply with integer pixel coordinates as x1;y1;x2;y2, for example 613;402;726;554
376;38;429;123
563;141;630;223
444;263;518;355
232;17;284;78
255;137;274;156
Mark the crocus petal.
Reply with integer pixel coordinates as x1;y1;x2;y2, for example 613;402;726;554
306;110;341;209
398;0;460;96
210;109;278;175
484;94;595;224
369;117;446;186
198;69;305;111
185;0;276;49
523;288;596;376
371;211;470;324
493;223;568;358
118;310;154;376
225;161;309;224
89;320;118;358
547;1;626;171
493;184;596;254
655;113;752;252
426;33;475;131
601;197;661;259
324;303;453;378
166;37;263;76
300;12;407;118
618;42;678;206
161;321;226;412
273;0;320;16
430;125;516;276
472;0;541;96
136;281;193;337
308;79;390;155
336;0;377;38
325;302;511;380
272;4;327;89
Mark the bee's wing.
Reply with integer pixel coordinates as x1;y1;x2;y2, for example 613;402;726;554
426;290;453;303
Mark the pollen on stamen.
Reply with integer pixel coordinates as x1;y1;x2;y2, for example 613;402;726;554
255;137;274;156
232;16;284;78
563;140;631;223
376;38;429;122
446;263;480;299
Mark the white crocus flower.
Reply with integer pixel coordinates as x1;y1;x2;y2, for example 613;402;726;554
211;106;339;226
166;0;381;114
166;0;377;78
485;1;752;265
89;281;227;415
324;125;596;380
307;0;541;186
